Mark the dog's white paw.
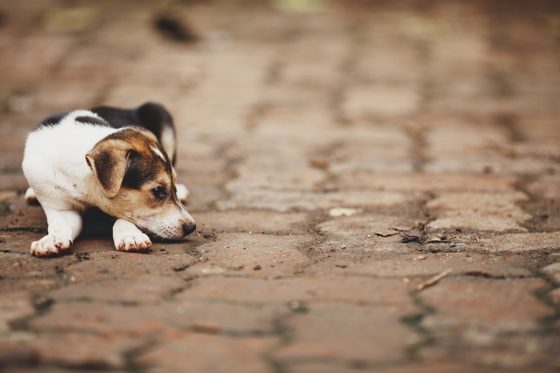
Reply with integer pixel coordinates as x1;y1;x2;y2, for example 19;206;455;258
31;232;73;257
25;187;39;205
114;231;152;252
176;183;189;203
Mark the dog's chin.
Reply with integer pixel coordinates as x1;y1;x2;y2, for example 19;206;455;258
139;227;186;242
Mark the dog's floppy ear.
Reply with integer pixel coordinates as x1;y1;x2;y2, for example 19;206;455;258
86;139;131;198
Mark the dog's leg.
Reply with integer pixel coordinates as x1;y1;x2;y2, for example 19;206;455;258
113;219;152;252
31;209;82;257
176;183;190;203
24;187;39;205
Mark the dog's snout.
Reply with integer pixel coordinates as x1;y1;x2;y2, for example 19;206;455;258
183;223;196;237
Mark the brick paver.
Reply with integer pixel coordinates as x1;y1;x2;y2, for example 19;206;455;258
0;0;559;371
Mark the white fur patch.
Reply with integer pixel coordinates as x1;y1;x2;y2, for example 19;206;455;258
22;111;118;211
176;183;189;202
151;145;166;162
160;126;175;160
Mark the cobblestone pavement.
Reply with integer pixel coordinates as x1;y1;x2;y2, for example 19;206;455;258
1;0;560;372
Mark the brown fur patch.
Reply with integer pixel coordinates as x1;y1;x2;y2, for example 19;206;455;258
87;128;174;197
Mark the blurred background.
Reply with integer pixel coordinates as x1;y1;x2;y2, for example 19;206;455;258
1;0;560;371
1;0;559;188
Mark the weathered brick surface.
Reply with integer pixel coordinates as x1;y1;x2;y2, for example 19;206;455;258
189;233;311;277
543;263;560;285
29;300;286;336
180;276;416;311
306;252;532;278
0;1;559;371
426;192;531;232
421;278;551;331
273;303;420;364
136;335;277;373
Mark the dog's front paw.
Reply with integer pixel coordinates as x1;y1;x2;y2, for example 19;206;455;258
24;187;39;205
114;231;152;252
31;233;73;257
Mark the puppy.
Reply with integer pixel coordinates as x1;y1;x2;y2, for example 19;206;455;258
21;102;196;257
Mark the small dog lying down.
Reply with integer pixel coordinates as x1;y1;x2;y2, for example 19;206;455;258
22;102;196;257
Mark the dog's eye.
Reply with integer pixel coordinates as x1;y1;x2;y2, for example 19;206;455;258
151;186;167;200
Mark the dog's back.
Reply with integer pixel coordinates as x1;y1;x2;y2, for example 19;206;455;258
90;102;177;165
36;102;177;165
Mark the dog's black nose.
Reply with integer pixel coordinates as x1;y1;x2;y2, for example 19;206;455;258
183;223;196;236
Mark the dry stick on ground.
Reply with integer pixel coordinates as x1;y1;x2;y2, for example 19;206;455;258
415;268;453;292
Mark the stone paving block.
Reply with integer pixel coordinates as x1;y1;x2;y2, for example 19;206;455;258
65;251;198;282
0;253;76;280
249;124;339;150
0;291;34;332
425;155;560;175
0;277;59;295
513;142;560;159
479;232;560;253
1;1;560;371
290;361;490;373
316;214;420;254
228;161;327;190
354;45;422;84
542;263;560;285
218;189;410;212
31;80;103;112
0;174;28;192
256;105;336;131
328;124;414;174
49;275;187;303
515;116;560;143
3;332;142;369
306;252;532;278
174;158;229;186
0;35;74;85
278;34;348;89
550;288;560;305
527;175;560;200
427;192;530;232
0;339;41;370
0;232;46;255
29;300;286;336
106;83;181;108
274;303;419;364
195;210;309;234
420;332;560;370
191;233;311;277
185;185;224;212
329;147;414;174
0;195;46;230
343;85;420;119
421;277;551;331
425;122;508;158
334;173;516;192
179;276;416;311
430;30;488;69
135;334;277;373
280;62;341;90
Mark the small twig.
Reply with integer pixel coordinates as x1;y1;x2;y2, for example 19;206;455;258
415;268;452;292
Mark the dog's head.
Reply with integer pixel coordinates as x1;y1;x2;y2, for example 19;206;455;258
85;128;195;240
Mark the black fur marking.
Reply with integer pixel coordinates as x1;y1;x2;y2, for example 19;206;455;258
75;116;109;127
35;112;67;130
122;150;159;190
91;102;177;165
